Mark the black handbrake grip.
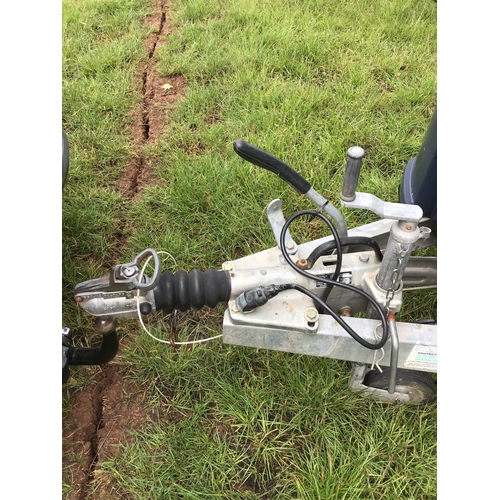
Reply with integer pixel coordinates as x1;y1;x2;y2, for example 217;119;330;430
340;146;365;202
233;139;311;194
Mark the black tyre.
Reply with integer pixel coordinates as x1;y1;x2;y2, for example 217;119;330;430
363;367;436;404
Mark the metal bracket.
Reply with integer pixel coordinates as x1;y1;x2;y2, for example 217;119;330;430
341;192;423;223
223;307;437;373
348;363;411;403
266;199;298;254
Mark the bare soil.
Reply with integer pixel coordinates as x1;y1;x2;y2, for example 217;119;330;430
63;2;186;498
120;0;187;197
62;352;155;500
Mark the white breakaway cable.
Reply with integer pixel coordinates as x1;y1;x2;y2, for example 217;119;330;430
370;323;385;373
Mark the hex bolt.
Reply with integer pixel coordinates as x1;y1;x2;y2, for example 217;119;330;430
305;308;319;322
231;303;239;313
359;253;369;263
285;242;294;250
297;258;308;269
223;263;233;271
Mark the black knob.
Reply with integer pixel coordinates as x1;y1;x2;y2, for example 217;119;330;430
139;302;152;315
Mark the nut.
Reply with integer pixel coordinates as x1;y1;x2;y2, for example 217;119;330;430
297;258;308;269
340;306;352;317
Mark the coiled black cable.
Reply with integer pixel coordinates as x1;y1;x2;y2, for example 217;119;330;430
303;235;384;308
279;210;388;350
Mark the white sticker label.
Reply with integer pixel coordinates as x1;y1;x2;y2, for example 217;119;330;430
404;345;437;372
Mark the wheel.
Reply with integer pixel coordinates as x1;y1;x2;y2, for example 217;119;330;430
363;367;436;404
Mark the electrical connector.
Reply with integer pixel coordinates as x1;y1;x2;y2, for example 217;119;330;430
234;284;289;312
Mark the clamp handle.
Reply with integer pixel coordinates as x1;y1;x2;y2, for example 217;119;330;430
233;139;311;194
75;248;162;296
340;146;365;202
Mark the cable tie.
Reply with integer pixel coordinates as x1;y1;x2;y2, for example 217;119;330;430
308;201;329;222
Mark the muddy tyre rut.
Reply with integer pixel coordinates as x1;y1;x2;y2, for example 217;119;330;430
63;1;185;498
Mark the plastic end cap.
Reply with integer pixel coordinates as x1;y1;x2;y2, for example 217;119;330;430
347;146;365;159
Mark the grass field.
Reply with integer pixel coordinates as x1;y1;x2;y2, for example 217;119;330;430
63;0;437;498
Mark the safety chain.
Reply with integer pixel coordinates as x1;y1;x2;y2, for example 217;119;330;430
384;244;409;313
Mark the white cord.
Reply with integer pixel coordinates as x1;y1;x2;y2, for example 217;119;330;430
136;305;223;345
135;251;223;346
370;323;385;373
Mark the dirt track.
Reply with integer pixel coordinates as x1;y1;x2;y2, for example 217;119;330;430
62;2;186;498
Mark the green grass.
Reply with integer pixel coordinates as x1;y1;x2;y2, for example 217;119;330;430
92;339;437;499
63;0;437;497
